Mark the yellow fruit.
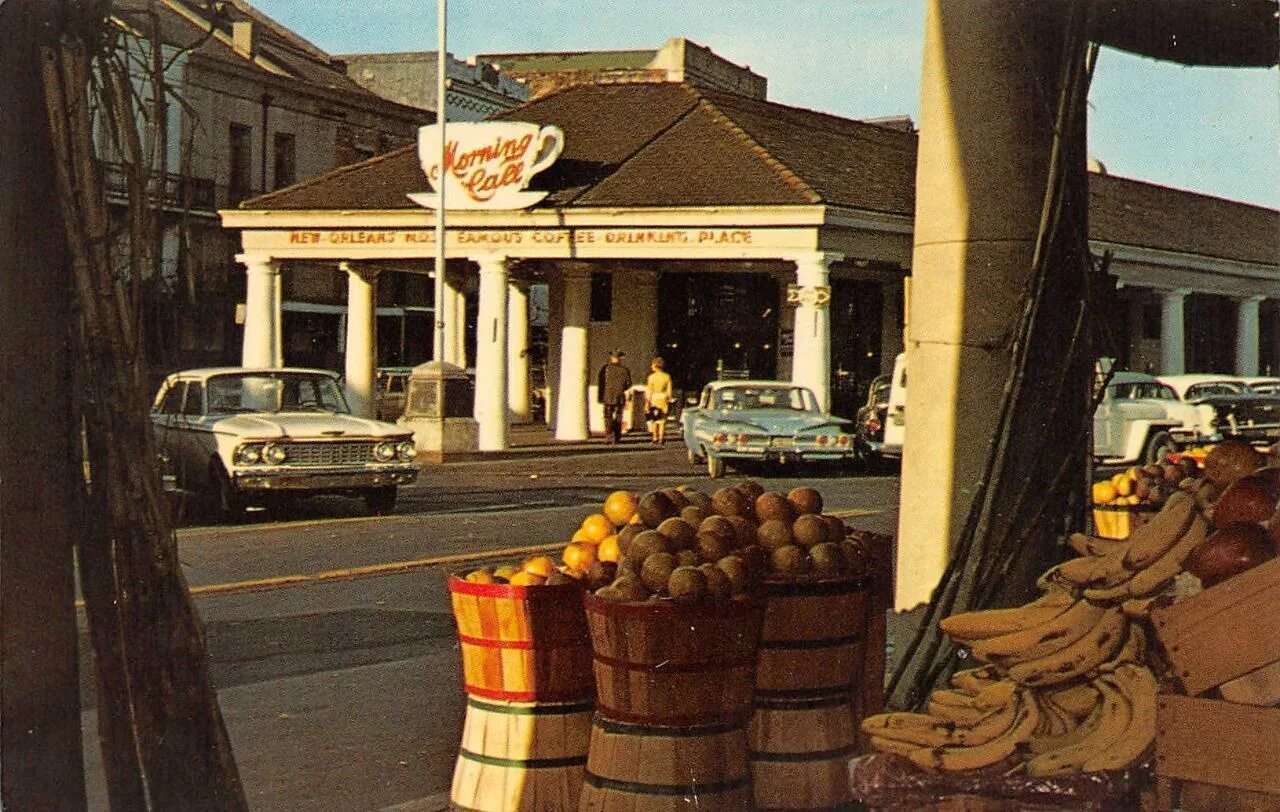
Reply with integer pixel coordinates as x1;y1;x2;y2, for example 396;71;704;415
522;555;558;578
580;513;616;543
603;490;639;526
1114;473;1134;498
571;527;594;543
597;535;620;563
465;568;495;584
563;541;598;573
1092;481;1118;504
508;570;546;586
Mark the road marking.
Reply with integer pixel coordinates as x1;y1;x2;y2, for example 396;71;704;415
145;505;882;600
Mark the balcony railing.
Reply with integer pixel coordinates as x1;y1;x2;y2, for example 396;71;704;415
102;162;216;211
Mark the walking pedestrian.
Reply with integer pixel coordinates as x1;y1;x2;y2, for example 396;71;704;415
644;357;673;444
596;350;632;444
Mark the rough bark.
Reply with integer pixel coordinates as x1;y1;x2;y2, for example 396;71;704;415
39;6;249;809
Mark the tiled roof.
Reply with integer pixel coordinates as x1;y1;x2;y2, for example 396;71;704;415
240;82;1276;268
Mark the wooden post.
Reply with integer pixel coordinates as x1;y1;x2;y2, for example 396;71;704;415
0;1;88;808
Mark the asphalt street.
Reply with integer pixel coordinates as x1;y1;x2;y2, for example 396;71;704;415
79;436;902;811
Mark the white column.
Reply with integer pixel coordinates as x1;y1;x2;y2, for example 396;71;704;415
555;267;591;441
789;252;839;412
341;262;379;419
1235;295;1265;376
238;253;280;368
453;279;468;368
473;256;510;451
441;271;463;367
507;276;531;424
1160;288;1189;375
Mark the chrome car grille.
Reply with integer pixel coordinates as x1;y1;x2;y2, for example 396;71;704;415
281;441;376;466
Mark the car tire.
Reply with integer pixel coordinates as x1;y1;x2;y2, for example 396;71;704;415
706;454;725;479
364;486;397;516
1144;431;1177;466
211;463;247;524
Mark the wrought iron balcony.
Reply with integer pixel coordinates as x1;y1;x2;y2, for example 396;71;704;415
101;162;217;211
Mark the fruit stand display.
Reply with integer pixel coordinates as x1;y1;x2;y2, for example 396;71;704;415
448;481;892;811
1090;461;1193;540
851;440;1280;810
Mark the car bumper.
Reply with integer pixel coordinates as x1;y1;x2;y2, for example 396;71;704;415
709;446;857;464
232;465;419;492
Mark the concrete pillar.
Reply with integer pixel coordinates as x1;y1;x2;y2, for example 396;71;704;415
341;262;379;418
790;252;839;413
508;275;531;423
1235;295;1264;376
556;267;592;440
473;256;510;451
239;253;281;367
1160;288;1189;375
895;0;1069;610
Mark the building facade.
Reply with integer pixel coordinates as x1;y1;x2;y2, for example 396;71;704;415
221;81;1279;453
341;51;528;121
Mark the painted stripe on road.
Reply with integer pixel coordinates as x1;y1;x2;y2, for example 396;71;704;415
141;505;880;601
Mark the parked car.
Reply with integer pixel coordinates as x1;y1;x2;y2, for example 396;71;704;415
375;366;414;422
1093;371;1203;464
1158;373;1280;447
881;353;907;458
152;367;419;520
680;380;858;478
854;373;892;462
1244;377;1280;395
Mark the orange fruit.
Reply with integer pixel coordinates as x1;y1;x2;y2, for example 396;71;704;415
571;527;595;543
464;568;495;584
597;534;620;563
563;541;598;573
508;570;547;586
603;490;639;526
522;555;558;578
579;513;615;543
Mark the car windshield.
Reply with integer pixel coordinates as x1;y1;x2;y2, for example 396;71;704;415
1110;381;1177;401
207;372;349;414
714;386;815;412
1184;381;1246;399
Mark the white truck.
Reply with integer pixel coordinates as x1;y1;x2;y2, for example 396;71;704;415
877;360;1202;466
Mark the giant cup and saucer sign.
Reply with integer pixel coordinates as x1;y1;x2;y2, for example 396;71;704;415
408;121;564;210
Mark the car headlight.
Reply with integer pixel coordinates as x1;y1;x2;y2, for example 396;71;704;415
234;444;263;465
263;443;287;464
374;441;398;461
396;440;417;460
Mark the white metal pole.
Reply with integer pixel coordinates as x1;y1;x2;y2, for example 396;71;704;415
432;0;447;362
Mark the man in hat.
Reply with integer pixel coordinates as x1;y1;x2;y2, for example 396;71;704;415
596;349;632;444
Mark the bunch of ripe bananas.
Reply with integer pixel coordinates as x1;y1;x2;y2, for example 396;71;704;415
862;476;1220;775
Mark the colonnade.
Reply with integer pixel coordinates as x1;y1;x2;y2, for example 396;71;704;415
235;250;845;452
1154;287;1267;375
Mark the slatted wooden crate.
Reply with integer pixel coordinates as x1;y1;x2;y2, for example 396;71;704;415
1155;694;1280;811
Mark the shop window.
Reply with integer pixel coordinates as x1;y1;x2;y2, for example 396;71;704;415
272;132;296;190
1141;302;1161;340
590;273;612;323
228;123;253;203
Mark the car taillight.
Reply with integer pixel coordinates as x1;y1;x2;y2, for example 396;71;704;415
714;432;728;443
866;417;881;433
736;433;748;444
816;435;829;445
836;435;850;447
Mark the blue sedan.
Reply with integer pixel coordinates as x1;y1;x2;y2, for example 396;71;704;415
681;380;859;478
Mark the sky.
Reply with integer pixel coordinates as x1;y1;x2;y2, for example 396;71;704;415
253;0;1280;209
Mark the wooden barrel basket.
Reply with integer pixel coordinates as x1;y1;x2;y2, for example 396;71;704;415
749;577;872;811
449;576;595;811
451;696;593;812
582;593;764;727
579;715;753;811
448;576;594;703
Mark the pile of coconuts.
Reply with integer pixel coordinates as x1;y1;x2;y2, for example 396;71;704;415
591;480;872;604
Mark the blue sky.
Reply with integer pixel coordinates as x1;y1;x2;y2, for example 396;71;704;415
254;0;1279;208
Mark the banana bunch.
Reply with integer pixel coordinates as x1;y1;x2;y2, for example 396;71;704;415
862;680;1040;771
861;474;1217;774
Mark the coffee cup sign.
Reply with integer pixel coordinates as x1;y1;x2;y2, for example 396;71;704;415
409;121;564;210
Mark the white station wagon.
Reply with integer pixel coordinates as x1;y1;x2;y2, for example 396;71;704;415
152;367;419;520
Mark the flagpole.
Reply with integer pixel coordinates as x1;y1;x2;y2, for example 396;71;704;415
432;0;447;362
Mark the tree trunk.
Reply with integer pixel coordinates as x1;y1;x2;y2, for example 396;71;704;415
0;2;88;806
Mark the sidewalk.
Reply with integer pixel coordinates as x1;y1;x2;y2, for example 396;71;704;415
438;422;673;462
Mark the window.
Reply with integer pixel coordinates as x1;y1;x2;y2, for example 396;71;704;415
158;382;185;415
590;273;612;322
181;382;204;416
272;132;296;190
229;123;253;203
